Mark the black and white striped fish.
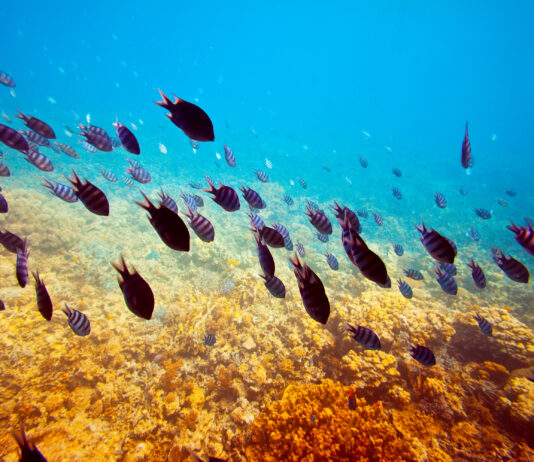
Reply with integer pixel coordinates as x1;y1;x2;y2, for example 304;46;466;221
21;129;52;147
68;170;110;216
347;324;380;349
0;161;10;176
203;334;216;346
409;345;436;366
373;212;383;226
158;189;178;213
466;260;486;288
63;304;91;336
204;176;240;212
260;273;286;298
240;186;266;209
256;226;285;248
392;187;402;200
254;169;269;183
42;179;78;202
492;249;529;283
468;226;480;242
16;239;29;288
192;194;204;207
248;212;265;229
332;202;361;233
55;142;80;158
184;208;215;242
24;149;54;171
325;253;338;270
316;232;329;243
284;238;294;251
0;229;25;253
434;192;447;208
435;267;458;295
99;169;118;183
296;241;305;257
224;145;236;167
123;176;135;187
474;208;492;219
181;193;198;211
128;158;142;169
305;204;332;235
439;262;457;276
397;279;413;299
126;166;151;184
273;223;290;240
393;244;404;256
283;194;294;206
473;312;492;336
356;209;369;218
79;140;98;152
416;222;456;264
114;121;140;154
297;177;307;189
359;156;368;168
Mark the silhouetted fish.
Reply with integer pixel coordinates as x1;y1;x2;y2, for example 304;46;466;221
439;262;457;276
112;256;154;320
63;304;90;336
16;240;29;288
0;123;29;153
492;249;529;283
254;232;275;277
474;208;491;219
410;345;436;366
435;267;458;295
185;208;215;242
416;223;456;264
397;279;413;299
459;188;468;196
497;198;507;207
305;204;332;235
16;111;55;139
155;89;215;141
189;181;204;190
507;221;534;256
0;299;4;311
136;192;190;251
114;121;140;154
332;202;361;233
290;255;330;324
347;324;380;349
473;312;492;336
359;155;368;168
191;452;226;462
126;166;151;184
467;259;486;288
224;145;236;167
260;273;286;298
392;168;402;177
393;244;404;256
392;187;402;200
434;192;446;208
33;271;53;320
204;176;240;211
13;428;48;462
461;121;472;169
240;186;266;209
68;170;109;216
505;189;516;197
0;71;15;87
0;230;24;253
0;193;7;213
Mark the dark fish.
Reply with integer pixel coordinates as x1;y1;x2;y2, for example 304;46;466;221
322;164;331;172
497;198;507;207
305;204;332;235
416;223;456;264
189;181;204;190
13;428;48;462
316;232;329;243
325;252;339;270
289;255;330;324
468;226;480;242
126;166;151;184
260;273;286;298
191;453;227;462
434;192;446;208
332;202;361;233
0;123;29;153
0;161;10;176
347;324;380;349
393;244;404;256
254;169;269;183
240;186;266;209
391;187;402;200
248;212;265;229
0;71;15;87
184;208;215;242
377;275;392;289
507;221;534;256
505;189;516;197
114;121;140;154
296;241;305;257
155;89;214;141
16;111;55;139
16;240;29;288
474;208;492;219
136;192;190;251
55;142;79;158
254;232;275;277
356;209;369;218
435;267;458;295
297;177;307;189
79;124;113;152
459;188;468;196
24;148;53;171
63;304;90;336
33;271;53;321
397;279;413;299
359;155;368;168
273;223;290;240
0;299;4;310
467;260;486;289
373;212;383;226
473;312;492;336
348;391;356;410
461;121;472;169
203;334;216;346
112;256;154;320
283;194;294;206
0;230;24;253
99;169;118;183
392;168;402;177
439;262;457;276
158;189;178;214
410;345;436;366
256;226;285;248
223;145;236;167
492;249;530;283
0;193;7;213
204;176;240;212
68;170;109;216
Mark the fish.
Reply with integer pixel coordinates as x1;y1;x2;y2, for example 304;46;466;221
158;189;178;214
155;89;214;141
190;139;199;151
0;230;25;253
392;168;402;177
223;145;236;167
15;111;55;139
16;240;29;288
68;170;110;216
373;212;383;226
347;324;380;349
459;186;468;195
122;176;135;187
126;166;151;184
316;232;329;243
111;137;121;148
289;255;330;324
297;177;307;189
0;161;10;177
507;221;534;256
416;222;456;264
461;121;472;169
255;226;285;248
305;204;332;235
410;345;436;366
0;299;4;310
325;252;339;270
497;198;507;207
467;226;480;242
248;212;265;229
79;140;98;152
305;200;320;213
332;202;361;233
203;334;216;346
505;189;516;197
356;209;369;218
435;267;458;295
240;186;266;209
392;187;402;200
0;123;29;153
265;158;273;169
193;194;204;208
359;155;368;168
55;142;79;158
158;142;167;154
260;273;286;298
99;169;118;182
254;232;275;277
439;262;457;276
24;148;53;171
113;120;140;154
189;181;204;190
348;391;356;410
33;271;53;320
13;428;48;462
284;238;294;251
136;192;190;251
296;241;305;257
254;169;269;183
434;192;446;208
397;279;413;299
204;176;240;212
22;131;51;147
283;194;294;206
474;208;492;219
393;244;404;256
184;207;215;242
467;259;486;288
63;304;91;336
111;256;154;320
273;223;290;240
473;312;492;336
79;124;113;152
0;193;7;213
492;249;530;284
181;193;198;212
0;71;16;87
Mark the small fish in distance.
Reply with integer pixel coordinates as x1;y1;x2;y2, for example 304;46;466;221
373;212;383;226
224;145;236;167
0;71;16;87
99;169;118;183
24;148;53;172
434;192;446;208
461;121;472;169
254;169;269;183
126;166;151;184
397;279;413;299
391;187;402;200
467;259;486;288
55;142;79;158
393;244;404;256
158;189;178;214
316;232;329;243
359;155;368;168
474;208;492;219
325;252;339;270
203;334;216;346
392;168;402;177
435;267;458;295
297;177;307;189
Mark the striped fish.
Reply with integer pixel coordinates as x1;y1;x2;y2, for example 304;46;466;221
21;129;51;147
498;198;507;207
114;121;140;154
0;193;7;213
508;221;534;256
203;334;216;346
68;170;109;216
188;182;204;190
192;194;204;207
16;240;29;288
265;158;273;169
16;111;55;139
0;230;25;253
99;169;118;183
128;158;142;169
63;304;91;336
392;168;402;177
0;71;15;87
439;262;457;276
79;124;113;152
24;149;53;171
468;227;480;242
123;176;135;187
359;155;368;168
416;222;456;264
325;253;338;270
410;345;436;366
316;232;329;243
373;212;383;226
347;324;380;349
257;226;285;248
42;179;78;203
461;121;472;169
55;142;79;158
434;192;446;208
296;241;305;257
79;140;98;152
33;271;53;320
474;208;492;219
0;161;10;176
184;208;215;242
248;212;265;229
435;267;458;295
332;202;361;233
254;169;269;183
283;194;294;206
254;232;275;277
204;176;240;211
473;312;492;336
392;187;402;200
397;279;413;299
223;145;236;167
305;204;332;235
126;166;151;184
260;273;286;298
181;193;198;212
305;200;320;213
492;249;529;283
0;123;29;153
240;186;266;209
284;238;293;251
158;189;178;213
297;177;307;189
290;255;330;324
273;223;290;240
393;244;404;256
356;209;368;218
